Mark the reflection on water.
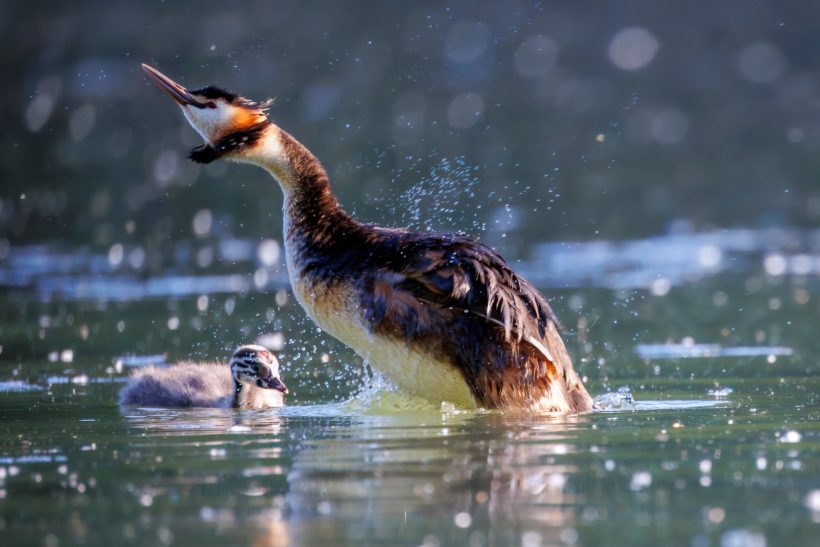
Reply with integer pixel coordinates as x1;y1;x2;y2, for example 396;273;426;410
285;413;591;545
100;390;812;546
0;226;817;545
121;407;286;436
116;400;600;545
0;370;817;546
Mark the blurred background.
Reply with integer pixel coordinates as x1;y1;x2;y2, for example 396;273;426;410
5;0;820;248
1;0;818;368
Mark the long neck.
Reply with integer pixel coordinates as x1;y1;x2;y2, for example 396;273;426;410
232;378;244;408
248;126;362;251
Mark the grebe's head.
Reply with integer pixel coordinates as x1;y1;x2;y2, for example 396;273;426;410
142;64;272;163
229;344;288;394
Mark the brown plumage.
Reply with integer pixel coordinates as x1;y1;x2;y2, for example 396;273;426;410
358;234;590;410
141;64;593;412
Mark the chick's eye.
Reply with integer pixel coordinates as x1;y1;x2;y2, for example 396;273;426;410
206;101;217;109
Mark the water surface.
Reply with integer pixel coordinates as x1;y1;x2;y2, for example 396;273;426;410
1;232;818;546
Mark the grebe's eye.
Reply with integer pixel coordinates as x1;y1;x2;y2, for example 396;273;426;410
206;101;217;109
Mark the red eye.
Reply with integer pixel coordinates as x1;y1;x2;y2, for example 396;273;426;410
206;101;217;109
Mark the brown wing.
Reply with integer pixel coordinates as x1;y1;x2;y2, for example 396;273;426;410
359;233;578;385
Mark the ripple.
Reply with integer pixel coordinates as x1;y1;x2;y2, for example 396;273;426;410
114;354;168;368
636;344;793;360
47;375;126;385
0;380;43;392
3;227;818;301
593;388;727;412
524;227;820;290
633;399;730;411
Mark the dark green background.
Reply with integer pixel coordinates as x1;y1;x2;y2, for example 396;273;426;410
3;0;819;255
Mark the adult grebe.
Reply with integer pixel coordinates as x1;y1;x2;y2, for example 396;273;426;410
119;344;288;409
141;64;593;412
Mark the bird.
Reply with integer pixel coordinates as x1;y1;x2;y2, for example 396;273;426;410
140;63;593;412
119;344;288;409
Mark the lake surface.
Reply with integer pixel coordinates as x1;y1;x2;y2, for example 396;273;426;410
0;230;818;547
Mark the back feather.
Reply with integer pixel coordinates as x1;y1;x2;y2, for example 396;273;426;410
119;363;233;408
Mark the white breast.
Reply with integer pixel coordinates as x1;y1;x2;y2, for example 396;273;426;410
283;233;477;409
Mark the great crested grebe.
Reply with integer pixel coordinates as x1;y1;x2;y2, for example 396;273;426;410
141;64;593;412
119;344;288;409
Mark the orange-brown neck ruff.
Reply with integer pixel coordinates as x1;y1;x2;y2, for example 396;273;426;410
272;132;594;412
189;121;271;164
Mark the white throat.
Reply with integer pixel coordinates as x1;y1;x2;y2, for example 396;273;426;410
233;126;299;195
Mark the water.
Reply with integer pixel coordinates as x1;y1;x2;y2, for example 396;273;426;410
0;377;816;546
1;231;818;546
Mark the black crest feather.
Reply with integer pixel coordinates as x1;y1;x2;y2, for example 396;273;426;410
190;85;239;102
189;145;220;164
190;85;271;110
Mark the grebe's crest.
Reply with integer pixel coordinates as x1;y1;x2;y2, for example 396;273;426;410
189;85;273;111
230;344;288;393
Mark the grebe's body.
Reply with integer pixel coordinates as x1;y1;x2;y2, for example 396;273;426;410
141;64;593;412
119;344;287;409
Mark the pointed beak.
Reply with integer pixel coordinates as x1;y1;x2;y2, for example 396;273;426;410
141;63;204;108
255;363;289;394
263;376;289;395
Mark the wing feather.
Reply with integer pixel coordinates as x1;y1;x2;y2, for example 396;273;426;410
360;232;562;370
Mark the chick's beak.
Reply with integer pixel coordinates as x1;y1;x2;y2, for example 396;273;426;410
141;64;204;108
264;377;289;394
256;364;288;394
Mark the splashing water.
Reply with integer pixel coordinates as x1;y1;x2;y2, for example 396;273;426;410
592;386;729;412
341;366;443;414
360;155;487;234
394;156;483;233
594;386;636;410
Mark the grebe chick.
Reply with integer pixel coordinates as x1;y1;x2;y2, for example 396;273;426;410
141;64;593;413
119;344;288;409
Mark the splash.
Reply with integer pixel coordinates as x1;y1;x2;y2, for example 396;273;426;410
593;386;636;410
351;155;486;234
391;156;483;233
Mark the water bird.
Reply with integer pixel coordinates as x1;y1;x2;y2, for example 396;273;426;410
141;64;593;412
119;344;288;409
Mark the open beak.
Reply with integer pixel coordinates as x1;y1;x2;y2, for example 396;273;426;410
141;63;204;108
262;376;289;395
